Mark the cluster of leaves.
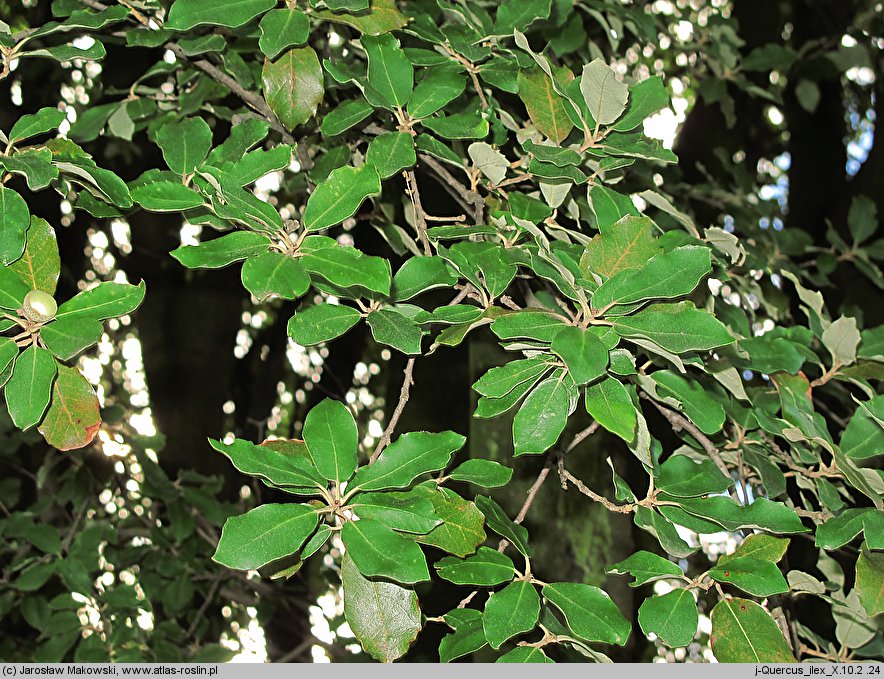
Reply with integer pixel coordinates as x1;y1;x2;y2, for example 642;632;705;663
0;0;881;663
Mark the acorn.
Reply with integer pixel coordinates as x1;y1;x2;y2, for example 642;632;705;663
21;289;58;324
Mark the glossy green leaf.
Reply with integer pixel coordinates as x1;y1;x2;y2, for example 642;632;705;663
439;609;487;663
660;496;808;534
365;131;416;179
0;186;30;266
8;107;66;144
490;310;567;343
0;148;58;190
581;215;660;277
342;518;430;584
11;218;59;295
421;112;489;140
447;459;513;488
392;256;459;301
0;266;30;312
543;582;630;645
40;316;103;361
241;252;310;302
638;588;697;648
710;598;795;662
584;377;638;443
341;553;420;663
262;47;324;130
815;509;880;550
410;485;485;557
321;99;374;137
287;304;362;345
551;326;609;385
5;345;57;430
213;503;319;570
513;377;574;456
131;181;204;211
719;534;789;565
592;246;712;309
166;0;275;30
483;580;541;649
303;398;358;485
612;77;670;131
656;455;733;498
171;232;271;269
209;438;325;489
855;546;884;617
37;365;101;451
362;33;413;107
496;647;553;663
313;0;408;35
351;431;466;492
633;506;697;559
473;357;552;399
258;9;309;59
55;281;146;323
475;495;530;557
303;164;381;231
495;0;552;32
436;547;516;586
367;308;424;355
349;491;440;534
709;556;789;597
155;117;212;175
612;302;734;353
607;550;684;587
408;67;466;119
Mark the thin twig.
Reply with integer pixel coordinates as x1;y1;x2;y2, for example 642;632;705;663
404;169;432;255
418;154;484;225
370;358;416;463
558;467;634;513
185;572;224;639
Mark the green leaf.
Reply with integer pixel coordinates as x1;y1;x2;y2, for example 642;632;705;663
607;550;684;587
587;186;640;232
496;647;554;663
213;503;319;570
262;47;324;131
241;252;310;302
341;553;420;662
367;308;424;355
303;165;382;231
815;509;880;550
475;495;530;557
448;459;513;488
421;112;489;140
848;195;877;244
580;59;629;126
439;609;487;663
170;232;271;269
708;556;789;597
287;304;362;345
166;0;275;29
483;580;541;649
495;0;552;32
710;598;795;662
321;99;374;137
36;365;101;451
155;117;212;175
0;264;30;310
633;506;697;559
0;338;17;378
473;357;552;399
638;588;697;648
40;316;103;361
436;547;516;586
55;281;146;323
0;186;30;265
303;398;358;485
349;491;440;534
413;485;486;557
612;302;734;353
0;148;59;190
365;132;416;179
258;9;309;59
392;256;459;301
581;215;660;277
855;546;884;617
656;455;733;497
130;181;204;211
11;217;59;294
490;310;567;343
314;0;407;35
8;107;66;144
362;33;413;107
351;431;466;492
542;582;631;645
612;77;670;131
584;377;637;443
720;534;789;565
209;438;325;489
660;496;808;534
739;336;805;375
468;142;508;185
551;326;609;385
822;315;861;367
513;377;574;456
301;244;391;294
517;67;574;143
342;519;430;584
841;396;884;461
408;66;467;119
592;246;712;309
5;345;57;430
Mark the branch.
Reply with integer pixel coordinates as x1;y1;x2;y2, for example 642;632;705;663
369;357;416;463
417;153;484;224
639;391;731;480
557;466;634;514
404;169;432;255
